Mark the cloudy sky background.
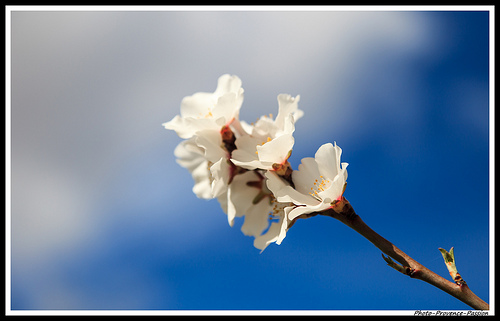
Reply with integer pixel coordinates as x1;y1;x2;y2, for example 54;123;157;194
8;7;492;312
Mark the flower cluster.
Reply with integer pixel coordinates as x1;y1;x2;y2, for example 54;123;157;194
164;74;348;251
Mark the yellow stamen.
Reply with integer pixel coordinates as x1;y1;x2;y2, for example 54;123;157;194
308;176;331;200
197;108;214;119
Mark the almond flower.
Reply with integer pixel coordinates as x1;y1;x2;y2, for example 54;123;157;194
164;75;246;199
165;75;350;252
265;142;348;221
230;94;303;174
163;74;244;139
173;125;236;200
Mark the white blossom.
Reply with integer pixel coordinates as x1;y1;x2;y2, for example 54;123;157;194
163;74;244;139
231;94;303;172
265;142;348;221
165;74;350;252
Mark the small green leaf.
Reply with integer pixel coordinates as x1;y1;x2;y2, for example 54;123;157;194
439;247;455;264
439;247;460;282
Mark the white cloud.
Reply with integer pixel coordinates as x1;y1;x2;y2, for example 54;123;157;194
10;156;96;265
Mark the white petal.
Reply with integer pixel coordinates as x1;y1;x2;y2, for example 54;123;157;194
292;157;321;195
281;114;296;136
173;139;203;168
212;92;241;125
287;201;331;221
163;115;219;139
241;196;272;237
253;220;283;252
275;213;290;245
252;116;278;138
190;160;213;199
264;171;288;194
214;74;243;98
236;120;254;136
226;171;262;227
341;162;349;181
163;115;193;139
231;135;268;170
180;92;215;118
230;156;267;170
173;139;214;199
314;142;341;180
194;129;227;163
320;166;348;202
209;158;230;198
230;149;263;170
234;135;262;155
275;94;302;130
286;206;311;221
256;133;294;165
265;171;318;206
226;186;236;227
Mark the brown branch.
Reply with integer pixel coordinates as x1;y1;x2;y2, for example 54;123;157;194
318;197;489;310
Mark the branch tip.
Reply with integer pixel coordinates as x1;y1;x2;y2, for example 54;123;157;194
381;253;415;277
439;247;467;286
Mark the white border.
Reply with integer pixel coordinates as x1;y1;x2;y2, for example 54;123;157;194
488;5;496;316
4;5;497;12
4;309;491;316
5;5;495;316
5;5;12;317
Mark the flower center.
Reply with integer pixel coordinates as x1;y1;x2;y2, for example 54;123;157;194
309;175;330;200
268;198;291;221
221;125;237;154
197;107;213;119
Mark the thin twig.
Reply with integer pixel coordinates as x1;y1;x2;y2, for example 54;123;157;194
317;197;489;310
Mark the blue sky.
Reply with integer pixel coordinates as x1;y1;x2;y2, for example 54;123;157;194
8;8;492;313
